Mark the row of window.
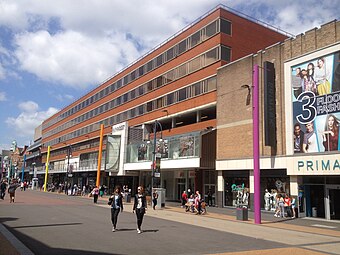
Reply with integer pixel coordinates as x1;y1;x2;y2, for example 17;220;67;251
44;45;228;139
44;75;217;147
43;18;231;130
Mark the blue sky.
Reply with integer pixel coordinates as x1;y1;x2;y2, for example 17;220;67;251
0;0;339;150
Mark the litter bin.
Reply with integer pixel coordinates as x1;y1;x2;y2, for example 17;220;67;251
125;193;131;203
236;206;248;221
312;207;317;217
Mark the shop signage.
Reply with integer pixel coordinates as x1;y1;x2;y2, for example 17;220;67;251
297;159;340;172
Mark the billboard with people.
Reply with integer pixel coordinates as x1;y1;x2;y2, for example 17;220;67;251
291;49;340;154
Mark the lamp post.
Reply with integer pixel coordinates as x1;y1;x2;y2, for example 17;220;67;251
151;120;163;192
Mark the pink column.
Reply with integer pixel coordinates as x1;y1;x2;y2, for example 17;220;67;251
253;64;261;224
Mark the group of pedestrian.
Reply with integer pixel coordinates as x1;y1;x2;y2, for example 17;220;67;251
182;189;206;215
274;193;296;218
0;178;21;203
107;185;147;234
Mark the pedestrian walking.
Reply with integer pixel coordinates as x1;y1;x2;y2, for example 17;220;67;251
92;186;99;203
152;190;158;210
0;179;7;200
108;186;124;232
133;186;147;234
8;179;19;203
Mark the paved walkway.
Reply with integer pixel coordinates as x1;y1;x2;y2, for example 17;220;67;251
1;191;340;255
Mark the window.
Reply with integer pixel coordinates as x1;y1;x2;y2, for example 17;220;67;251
189;56;201;73
166;69;175;83
206;20;218;37
130;89;136;100
146;81;153;92
139;85;144;95
146;60;153;72
166;47;175;61
156;98;163;108
146;101;153;112
139;66;144;76
131;70;136;81
138;105;144;115
205;48;218;66
178;63;187;78
167;93;174;105
156;76;164;88
190;31;201;48
116;79;122;89
207;76;217;91
178;88;187;101
221;19;231;35
178;40;187;55
156;55;163;67
193;82;202;96
221;46;231;62
123;93;128;103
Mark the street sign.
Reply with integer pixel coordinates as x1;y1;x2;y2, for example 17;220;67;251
68;173;73;178
154;172;160;178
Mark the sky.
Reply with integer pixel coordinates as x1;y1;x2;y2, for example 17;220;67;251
0;0;339;150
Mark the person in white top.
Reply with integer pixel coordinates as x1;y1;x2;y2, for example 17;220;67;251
303;122;318;153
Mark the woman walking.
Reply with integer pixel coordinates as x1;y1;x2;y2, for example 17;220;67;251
109;186;124;232
91;186;99;203
133;186;147;234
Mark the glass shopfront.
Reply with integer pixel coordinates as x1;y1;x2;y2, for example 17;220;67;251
223;170;249;207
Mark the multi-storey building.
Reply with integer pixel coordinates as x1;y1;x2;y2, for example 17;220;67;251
216;20;340;220
39;5;288;200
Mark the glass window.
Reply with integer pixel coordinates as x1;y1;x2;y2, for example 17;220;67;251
206;20;218;37
166;47;174;61
221;19;231;35
123;93;128;103
156;55;163;67
189;56;201;73
146;101;153;112
167;93;174;105
139;85;144;95
178;63;187;78
207;76;217;91
178;40;187;55
156;76;163;88
146;60;153;72
131;70;136;81
123;75;129;85
190;31;201;48
116;96;121;105
139;66;144;76
130;89;136;100
130;108;136;118
138;105;144;115
178;88;187;101
146;81;153;92
205;47;218;66
117;79;122;89
193;82;201;96
104;87;109;96
221;46;231;62
156;98;163;108
166;69;175;83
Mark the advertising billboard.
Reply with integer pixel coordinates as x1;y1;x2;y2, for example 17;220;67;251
290;49;340;154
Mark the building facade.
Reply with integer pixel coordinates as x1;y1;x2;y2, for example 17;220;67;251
216;20;340;220
39;6;288;200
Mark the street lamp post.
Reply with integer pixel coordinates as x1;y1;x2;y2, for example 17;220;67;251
151;120;163;192
66;145;73;193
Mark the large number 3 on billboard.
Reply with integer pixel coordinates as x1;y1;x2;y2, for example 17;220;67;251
296;91;317;124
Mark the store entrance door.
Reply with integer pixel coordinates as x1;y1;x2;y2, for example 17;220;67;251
329;189;340;220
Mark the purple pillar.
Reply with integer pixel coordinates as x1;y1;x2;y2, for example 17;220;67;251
253;64;261;224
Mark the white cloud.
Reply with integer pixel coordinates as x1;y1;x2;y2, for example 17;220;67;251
5;101;59;138
0;91;7;101
14;30;139;89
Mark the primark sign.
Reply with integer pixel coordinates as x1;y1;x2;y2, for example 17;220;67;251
294;156;340;175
